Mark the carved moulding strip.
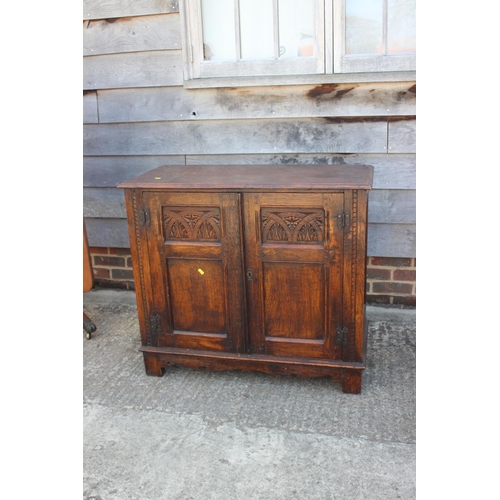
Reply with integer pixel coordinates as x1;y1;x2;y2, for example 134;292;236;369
162;207;221;241
261;209;324;244
132;191;152;346
349;191;358;360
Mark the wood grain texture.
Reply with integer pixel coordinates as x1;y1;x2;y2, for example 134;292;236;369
83;91;98;123
84;188;126;218
389;119;416;153
85;218;415;257
186;153;416;190
96;82;416;123
83;14;181;56
83;186;415;223
368;190;416;223
85;217;130;248
84;118;388;155
367;223;416;257
117;164;374;190
83;155;186;187
83;0;179;20
83;50;183;89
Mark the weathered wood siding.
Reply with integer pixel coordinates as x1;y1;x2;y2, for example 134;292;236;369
83;2;416;257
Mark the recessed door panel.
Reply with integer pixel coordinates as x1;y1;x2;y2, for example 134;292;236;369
167;258;226;334
263;262;324;340
244;192;344;359
143;192;245;352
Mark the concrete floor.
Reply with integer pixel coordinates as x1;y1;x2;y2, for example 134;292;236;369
83;289;416;500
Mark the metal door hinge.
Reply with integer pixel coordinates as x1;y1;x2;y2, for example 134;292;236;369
139;207;151;227
337;211;350;230
336;326;347;346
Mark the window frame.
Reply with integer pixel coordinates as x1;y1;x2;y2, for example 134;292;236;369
180;0;416;87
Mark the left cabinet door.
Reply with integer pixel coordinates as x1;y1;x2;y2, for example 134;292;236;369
140;191;246;353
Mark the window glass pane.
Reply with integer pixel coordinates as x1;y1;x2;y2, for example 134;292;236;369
278;0;315;59
345;0;383;55
387;0;415;53
201;0;237;61
240;0;274;60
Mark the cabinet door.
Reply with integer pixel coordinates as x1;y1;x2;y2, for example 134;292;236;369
143;192;246;352
243;193;345;359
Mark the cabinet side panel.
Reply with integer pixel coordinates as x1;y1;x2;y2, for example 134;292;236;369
342;189;368;363
124;188;153;346
354;189;369;362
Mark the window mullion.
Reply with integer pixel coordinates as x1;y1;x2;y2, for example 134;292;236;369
382;0;388;55
235;0;242;60
273;0;279;60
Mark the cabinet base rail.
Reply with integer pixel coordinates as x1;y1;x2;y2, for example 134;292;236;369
139;347;365;393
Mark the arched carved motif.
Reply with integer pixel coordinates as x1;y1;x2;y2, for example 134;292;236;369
162;207;221;241
261;209;324;243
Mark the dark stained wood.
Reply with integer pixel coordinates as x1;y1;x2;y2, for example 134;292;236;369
117;163;374;191
83;220;94;293
120;164;372;393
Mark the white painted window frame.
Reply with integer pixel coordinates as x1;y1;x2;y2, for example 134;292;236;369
333;0;416;73
180;0;415;86
181;0;326;79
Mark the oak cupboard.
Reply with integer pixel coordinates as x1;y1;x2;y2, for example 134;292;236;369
118;164;373;393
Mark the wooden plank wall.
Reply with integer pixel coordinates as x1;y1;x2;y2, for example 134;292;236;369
83;2;416;257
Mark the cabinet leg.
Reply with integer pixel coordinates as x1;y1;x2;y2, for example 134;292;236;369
341;369;362;394
143;354;164;377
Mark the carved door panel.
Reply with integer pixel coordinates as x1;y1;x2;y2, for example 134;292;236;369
143;192;246;352
243;192;345;360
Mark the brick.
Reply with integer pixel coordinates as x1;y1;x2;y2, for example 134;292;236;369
370;257;413;267
95;279;136;291
393;269;416;281
373;282;414;294
127;257;133;268
109;248;132;256
92;267;110;279
366;294;392;305
393;296;416;307
89;247;108;255
111;268;135;280
94;256;126;267
367;268;391;280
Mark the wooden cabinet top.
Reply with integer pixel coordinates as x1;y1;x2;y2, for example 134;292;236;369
118;164;373;191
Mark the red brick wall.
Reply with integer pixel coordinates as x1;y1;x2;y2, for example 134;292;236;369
89;247;135;290
366;257;416;307
89;248;416;307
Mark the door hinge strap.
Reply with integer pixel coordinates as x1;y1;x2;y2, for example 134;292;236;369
336;326;347;346
139;207;151;227
337;211;350;230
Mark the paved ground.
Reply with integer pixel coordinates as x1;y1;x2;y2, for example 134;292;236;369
83;290;416;500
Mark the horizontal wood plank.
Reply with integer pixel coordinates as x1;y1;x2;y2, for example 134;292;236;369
185;153;415;189
83;118;388;155
367;223;415;258
389;119;416;153
84;155;186;186
83;91;98;123
83;50;183;89
84;188;126;218
83;14;181;56
85;217;130;248
368;190;415;223
85;217;415;257
83;0;179;20
84;186;414;223
97;82;416;123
